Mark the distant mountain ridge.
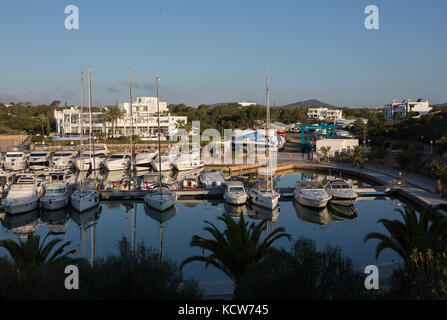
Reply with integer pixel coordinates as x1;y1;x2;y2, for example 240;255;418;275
281;99;337;109
209;99;338;109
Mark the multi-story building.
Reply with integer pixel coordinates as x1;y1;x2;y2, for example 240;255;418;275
384;98;431;121
307;107;343;121
54;96;187;138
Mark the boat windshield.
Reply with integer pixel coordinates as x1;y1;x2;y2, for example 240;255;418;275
110;154;125;159
54;152;74;157
301;183;324;189
229;187;244;193
31;153;48;157
47;188;64;194
6;154;23;158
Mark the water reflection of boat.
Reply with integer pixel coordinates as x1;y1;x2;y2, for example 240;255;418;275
41;207;69;230
144;203;177;261
292;199;331;225
70;205;101;227
329;203;358;221
1;209;40;237
224;202;248;217
248;202;280;222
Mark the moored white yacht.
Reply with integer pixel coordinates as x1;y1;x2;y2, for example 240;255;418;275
4;149;27;171
224;181;248;205
103;152;131;171
172;153;204;171
325;179;358;206
144;77;177;212
135;149;158;170
75;144;108;171
51;149;78;169
40;183;70;210
293;181;332;208
144;183;176;212
151;152;177;172
71;66;101;213
1;174;43;214
28;149;51;170
249;182;280;210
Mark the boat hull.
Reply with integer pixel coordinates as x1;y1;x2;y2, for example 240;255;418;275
3;199;39;215
145;194;175;212
293;192;329;208
71;191;100;212
249;191;280;210
41;196;69;210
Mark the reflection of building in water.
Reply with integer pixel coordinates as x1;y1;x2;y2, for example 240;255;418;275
144;204;177;261
1;210;39;239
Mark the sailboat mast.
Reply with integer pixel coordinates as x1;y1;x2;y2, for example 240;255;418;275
88;65;96;178
156;77;162;195
80;67;84;187
266;74;273;192
128;67;134;172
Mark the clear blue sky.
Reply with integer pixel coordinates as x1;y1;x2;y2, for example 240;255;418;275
0;0;446;107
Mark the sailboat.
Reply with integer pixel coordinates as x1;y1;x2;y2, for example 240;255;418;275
71;66;101;212
249;74;280;210
144;77;176;212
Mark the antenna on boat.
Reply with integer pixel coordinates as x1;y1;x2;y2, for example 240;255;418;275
128;67;134;172
266;73;273;193
88;65;96;178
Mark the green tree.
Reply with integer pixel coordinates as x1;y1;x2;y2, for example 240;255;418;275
364;206;447;264
180;213;291;289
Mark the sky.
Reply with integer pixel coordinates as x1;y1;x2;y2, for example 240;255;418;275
0;0;446;108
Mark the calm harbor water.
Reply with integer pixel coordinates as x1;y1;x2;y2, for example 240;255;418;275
0;170;408;282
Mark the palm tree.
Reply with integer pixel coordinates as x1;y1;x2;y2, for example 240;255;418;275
105;106;124;138
175;120;192;134
180;213;291;287
38;114;47;136
0;232;75;270
319;146;331;162
350;145;367;168
364;206;447;264
101;109;111;138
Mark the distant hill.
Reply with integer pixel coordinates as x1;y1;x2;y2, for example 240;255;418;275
281;99;337;109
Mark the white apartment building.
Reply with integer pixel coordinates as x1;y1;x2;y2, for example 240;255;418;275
385;98;431;121
307;107;343;121
54;97;187;138
238;101;256;107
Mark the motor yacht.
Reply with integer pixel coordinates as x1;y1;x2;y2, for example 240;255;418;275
103;152;131;171
4;149;27;171
223;181;248;205
75;144;108;171
172;153;204;171
151;152;177;172
28;149;51;170
293;181;332;208
135;149;158;170
144;183;176;212
325;179;358;206
1;174;43;214
0;170;15;194
51;149;78;169
40;183;70;210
